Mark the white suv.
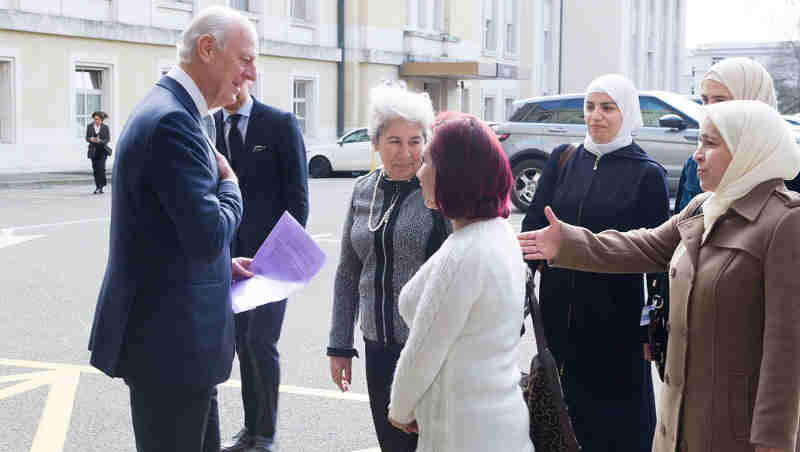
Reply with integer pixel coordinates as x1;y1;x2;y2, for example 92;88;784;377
497;91;707;211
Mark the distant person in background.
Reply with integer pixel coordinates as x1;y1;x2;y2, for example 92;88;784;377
86;111;110;194
674;57;800;211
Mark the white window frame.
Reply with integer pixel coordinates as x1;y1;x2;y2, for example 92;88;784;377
288;0;318;29
504;97;516;120
504;0;519;57
482;93;497;122
229;0;250;12
71;54;118;144
289;74;319;138
482;0;498;54
250;71;264;101
73;67;106;139
0;54;19;144
157;0;193;12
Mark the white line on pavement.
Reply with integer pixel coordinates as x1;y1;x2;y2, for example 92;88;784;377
1;217;110;233
352;448;380;452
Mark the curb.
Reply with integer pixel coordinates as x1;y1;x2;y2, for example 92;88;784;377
0;172;112;190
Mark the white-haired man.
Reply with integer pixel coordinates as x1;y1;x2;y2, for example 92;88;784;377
88;6;257;452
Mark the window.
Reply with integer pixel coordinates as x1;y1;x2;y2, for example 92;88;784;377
639;96;686;127
418;0;427;29
433;0;444;31
630;0;640;85
505;0;518;54
293;79;312;134
505;98;515;120
509;102;535;122
483;0;497;51
343;128;369;143
74;68;105;138
542;0;553;94
520;99;584;124
292;0;311;22
461;87;470;113
483;96;496;121
0;60;13;143
230;0;248;11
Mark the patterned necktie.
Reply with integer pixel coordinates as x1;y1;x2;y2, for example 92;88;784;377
228;114;245;167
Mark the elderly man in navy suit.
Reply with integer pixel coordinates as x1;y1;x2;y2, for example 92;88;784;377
214;81;309;452
88;6;258;452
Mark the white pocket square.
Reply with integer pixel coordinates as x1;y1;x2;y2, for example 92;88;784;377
252;145;267;153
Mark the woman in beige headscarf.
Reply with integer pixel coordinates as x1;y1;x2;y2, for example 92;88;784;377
674;57;800;211
519;99;800;452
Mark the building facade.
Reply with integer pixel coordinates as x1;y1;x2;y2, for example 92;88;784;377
0;0;685;173
532;0;686;96
685;41;789;94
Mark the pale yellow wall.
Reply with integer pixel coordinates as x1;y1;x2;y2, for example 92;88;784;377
358;0;406;28
358;63;400;127
257;55;338;142
447;0;481;47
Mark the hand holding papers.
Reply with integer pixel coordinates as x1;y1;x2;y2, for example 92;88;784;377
231;212;326;313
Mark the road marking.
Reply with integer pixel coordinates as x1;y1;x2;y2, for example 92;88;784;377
352;448;380;452
1;217;109;234
0;358;369;452
0;230;45;249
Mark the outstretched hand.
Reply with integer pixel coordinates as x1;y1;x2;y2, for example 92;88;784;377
517;206;563;261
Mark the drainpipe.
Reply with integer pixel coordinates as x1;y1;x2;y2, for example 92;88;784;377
337;0;345;138
557;0;564;93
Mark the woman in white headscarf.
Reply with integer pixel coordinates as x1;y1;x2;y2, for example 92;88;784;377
674;57;800;211
519;100;800;452
520;74;670;451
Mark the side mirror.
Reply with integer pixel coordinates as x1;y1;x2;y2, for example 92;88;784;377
659;114;687;130
337;138;343;146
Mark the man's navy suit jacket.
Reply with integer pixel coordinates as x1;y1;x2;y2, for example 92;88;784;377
214;97;309;258
88;76;243;389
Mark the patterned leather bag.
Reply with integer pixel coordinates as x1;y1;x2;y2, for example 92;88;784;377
520;269;581;452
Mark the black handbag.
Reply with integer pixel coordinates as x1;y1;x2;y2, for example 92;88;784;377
520;269;581;452
103;144;112;156
647;276;668;380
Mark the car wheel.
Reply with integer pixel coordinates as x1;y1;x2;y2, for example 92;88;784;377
309;156;332;178
511;159;545;212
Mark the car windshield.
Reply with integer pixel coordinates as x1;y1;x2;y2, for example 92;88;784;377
656;91;707;123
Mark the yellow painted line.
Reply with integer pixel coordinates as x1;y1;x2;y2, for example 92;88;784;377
0;372;57;400
0;359;102;374
0;371;59;383
30;370;81;452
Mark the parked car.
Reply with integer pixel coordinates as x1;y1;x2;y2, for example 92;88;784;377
306;127;380;178
496;91;707;211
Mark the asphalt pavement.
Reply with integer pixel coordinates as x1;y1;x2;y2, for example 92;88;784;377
0;177;660;452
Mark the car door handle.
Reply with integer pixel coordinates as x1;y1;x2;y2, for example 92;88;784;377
683;133;698;142
547;127;567;133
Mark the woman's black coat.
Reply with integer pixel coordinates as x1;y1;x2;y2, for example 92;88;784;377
86;123;110;161
521;142;670;451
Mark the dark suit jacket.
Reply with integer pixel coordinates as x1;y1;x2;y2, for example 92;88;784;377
214;97;309;258
88;76;243;389
86;123;110;160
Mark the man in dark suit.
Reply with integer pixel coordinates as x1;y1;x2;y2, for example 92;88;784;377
85;111;111;194
88;6;258;452
214;81;309;452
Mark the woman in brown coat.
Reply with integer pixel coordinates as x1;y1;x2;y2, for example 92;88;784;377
519;100;800;452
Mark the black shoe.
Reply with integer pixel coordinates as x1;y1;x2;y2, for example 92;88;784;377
221;428;252;452
98;188;104;194
93;188;99;194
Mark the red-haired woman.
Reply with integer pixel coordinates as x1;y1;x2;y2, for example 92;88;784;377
388;113;533;452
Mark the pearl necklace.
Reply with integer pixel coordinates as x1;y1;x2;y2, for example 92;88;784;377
368;170;402;232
